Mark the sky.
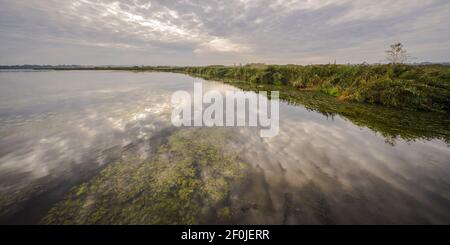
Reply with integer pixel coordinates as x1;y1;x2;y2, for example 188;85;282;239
0;0;449;65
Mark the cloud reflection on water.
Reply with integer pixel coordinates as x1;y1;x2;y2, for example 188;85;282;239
0;71;449;224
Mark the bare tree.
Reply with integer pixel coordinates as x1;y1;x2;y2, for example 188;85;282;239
385;43;411;64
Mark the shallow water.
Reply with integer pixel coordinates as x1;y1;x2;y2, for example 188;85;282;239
0;70;449;224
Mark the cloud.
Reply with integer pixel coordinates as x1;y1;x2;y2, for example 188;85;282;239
195;38;251;53
0;0;449;65
328;0;440;24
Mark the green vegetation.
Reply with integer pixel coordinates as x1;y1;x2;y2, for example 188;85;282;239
42;128;246;225
50;64;450;113
227;81;450;144
43;63;450;142
181;64;450;113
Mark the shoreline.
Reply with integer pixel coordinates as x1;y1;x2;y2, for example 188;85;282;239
8;63;448;114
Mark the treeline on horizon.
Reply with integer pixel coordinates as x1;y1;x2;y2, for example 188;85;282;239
3;63;449;113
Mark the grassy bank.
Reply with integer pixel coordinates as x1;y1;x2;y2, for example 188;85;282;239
49;64;449;113
228;81;450;143
179;64;450;113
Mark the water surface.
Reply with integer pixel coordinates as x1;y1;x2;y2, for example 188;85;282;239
0;70;449;224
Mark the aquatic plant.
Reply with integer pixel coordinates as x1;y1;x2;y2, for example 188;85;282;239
43;128;246;225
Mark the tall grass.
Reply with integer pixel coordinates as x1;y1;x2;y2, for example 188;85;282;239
180;64;450;113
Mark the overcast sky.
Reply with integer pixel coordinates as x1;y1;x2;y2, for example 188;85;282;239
1;0;449;65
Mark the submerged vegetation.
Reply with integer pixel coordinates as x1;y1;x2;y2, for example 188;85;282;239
1;65;448;225
43;128;247;225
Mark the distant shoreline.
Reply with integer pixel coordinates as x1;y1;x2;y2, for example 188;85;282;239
2;62;450;70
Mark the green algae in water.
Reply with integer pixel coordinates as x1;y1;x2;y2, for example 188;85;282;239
42;128;246;225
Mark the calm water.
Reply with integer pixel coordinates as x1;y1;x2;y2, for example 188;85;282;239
0;70;449;224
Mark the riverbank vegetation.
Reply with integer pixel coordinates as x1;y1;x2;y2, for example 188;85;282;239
181;64;450;113
36;64;450;142
27;63;449;142
46;64;450;113
229;82;450;144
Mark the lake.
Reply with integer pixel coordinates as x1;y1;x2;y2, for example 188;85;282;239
0;70;449;224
